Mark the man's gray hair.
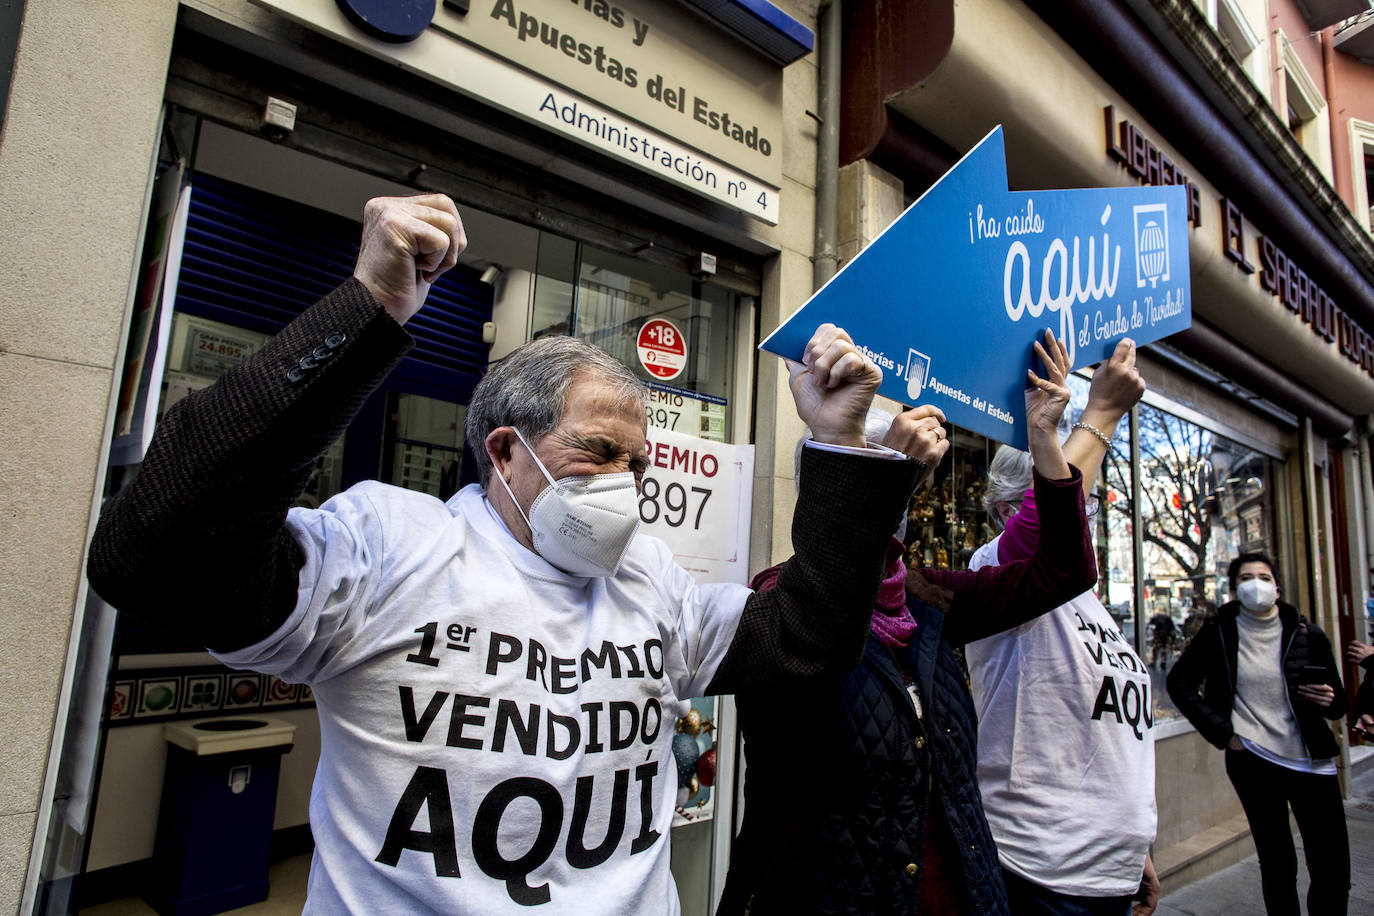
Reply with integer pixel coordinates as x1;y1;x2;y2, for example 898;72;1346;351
793;407;897;485
465;336;648;487
983;444;1034;527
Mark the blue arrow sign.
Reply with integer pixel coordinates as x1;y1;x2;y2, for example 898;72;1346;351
760;126;1191;449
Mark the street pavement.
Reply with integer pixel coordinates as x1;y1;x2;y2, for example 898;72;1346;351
1156;761;1374;915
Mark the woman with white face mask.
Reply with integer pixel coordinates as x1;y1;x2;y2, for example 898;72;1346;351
1167;553;1350;916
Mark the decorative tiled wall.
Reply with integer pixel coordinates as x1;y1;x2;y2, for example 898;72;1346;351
107;666;315;726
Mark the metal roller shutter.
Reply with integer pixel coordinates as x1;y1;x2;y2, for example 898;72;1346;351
174;172;492;404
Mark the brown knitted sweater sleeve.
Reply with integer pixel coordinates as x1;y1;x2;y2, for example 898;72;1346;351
705;446;922;695
87;279;412;651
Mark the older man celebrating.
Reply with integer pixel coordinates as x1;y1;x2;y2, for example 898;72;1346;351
88;194;924;913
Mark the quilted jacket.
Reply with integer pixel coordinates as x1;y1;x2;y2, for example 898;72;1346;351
717;470;1095;916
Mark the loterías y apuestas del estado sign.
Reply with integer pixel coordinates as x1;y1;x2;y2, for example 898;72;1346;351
304;0;785;222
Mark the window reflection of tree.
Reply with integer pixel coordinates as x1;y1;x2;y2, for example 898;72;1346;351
1103;407;1212;718
1101;405;1281;721
1114;408;1213;588
1105;406;1274;617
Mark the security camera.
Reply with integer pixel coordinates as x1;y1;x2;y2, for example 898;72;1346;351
691;252;717;279
261;97;296;142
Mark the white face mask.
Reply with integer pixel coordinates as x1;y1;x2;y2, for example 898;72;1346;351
494;428;642;578
1237;578;1278;613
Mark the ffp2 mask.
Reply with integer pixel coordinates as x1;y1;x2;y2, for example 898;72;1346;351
494;428;641;577
1237;578;1278;613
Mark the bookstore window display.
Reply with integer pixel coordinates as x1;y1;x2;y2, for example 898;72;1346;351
903;427;996;571
901;376;1109;572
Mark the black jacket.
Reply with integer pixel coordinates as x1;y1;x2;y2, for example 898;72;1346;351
1166;600;1346;758
717;470;1093;916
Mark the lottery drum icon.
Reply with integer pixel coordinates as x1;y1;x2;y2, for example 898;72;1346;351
904;348;931;401
1138;219;1166;288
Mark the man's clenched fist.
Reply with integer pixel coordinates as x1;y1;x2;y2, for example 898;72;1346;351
354;194;467;325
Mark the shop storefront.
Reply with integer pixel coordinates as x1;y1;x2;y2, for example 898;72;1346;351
8;0;823;911
836;0;1374;886
14;0;1374;908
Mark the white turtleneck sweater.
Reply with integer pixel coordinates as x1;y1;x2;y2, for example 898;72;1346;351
1233;605;1335;773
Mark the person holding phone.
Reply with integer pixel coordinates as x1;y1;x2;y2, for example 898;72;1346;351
1167;553;1349;916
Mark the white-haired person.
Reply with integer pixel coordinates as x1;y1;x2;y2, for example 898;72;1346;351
967;339;1159;916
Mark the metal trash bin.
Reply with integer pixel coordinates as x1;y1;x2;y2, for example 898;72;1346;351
147;716;296;916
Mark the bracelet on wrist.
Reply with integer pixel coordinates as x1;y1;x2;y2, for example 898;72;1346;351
1072;421;1113;448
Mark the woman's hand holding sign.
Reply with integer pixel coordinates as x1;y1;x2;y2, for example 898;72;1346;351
1062;336;1145;498
1025;329;1073;481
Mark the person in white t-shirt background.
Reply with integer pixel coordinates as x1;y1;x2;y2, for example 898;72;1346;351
967;338;1159;916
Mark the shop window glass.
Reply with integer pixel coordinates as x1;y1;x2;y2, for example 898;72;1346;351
385;392;466;501
904;430;996;572
530;232;578;340
577;247;736;442
529;234;739;443
1111;402;1279;723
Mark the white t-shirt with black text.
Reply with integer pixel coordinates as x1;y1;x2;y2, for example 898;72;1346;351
215;482;750;914
965;535;1156;897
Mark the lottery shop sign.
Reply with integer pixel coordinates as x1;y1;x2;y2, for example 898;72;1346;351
636;318;687;380
639;425;753;585
760;125;1191;449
